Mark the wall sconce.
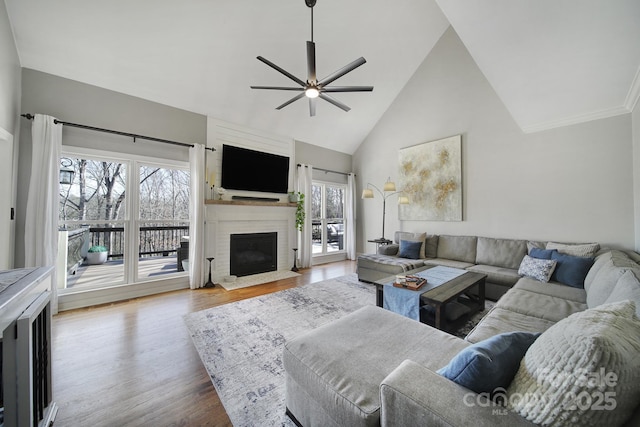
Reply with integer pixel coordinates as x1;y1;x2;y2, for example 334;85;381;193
362;177;409;240
59;158;75;185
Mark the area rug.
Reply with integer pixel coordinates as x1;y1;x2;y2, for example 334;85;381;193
218;270;301;291
184;273;493;426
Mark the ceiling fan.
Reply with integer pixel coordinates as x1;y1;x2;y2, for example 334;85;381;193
250;0;373;117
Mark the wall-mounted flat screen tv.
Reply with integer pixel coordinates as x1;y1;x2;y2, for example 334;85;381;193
221;144;290;194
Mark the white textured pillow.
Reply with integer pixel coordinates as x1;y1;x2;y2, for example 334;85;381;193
507;301;640;427
546;242;600;258
518;255;557;282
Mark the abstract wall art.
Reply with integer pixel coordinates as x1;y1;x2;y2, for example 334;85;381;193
399;134;462;221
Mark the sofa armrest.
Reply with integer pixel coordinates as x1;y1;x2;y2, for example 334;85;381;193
378;244;399;256
380;360;537;427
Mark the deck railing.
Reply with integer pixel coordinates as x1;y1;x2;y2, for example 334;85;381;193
88;225;189;259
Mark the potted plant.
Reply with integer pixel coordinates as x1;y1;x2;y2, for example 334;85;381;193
288;191;299;203
292;192;305;231
86;245;108;265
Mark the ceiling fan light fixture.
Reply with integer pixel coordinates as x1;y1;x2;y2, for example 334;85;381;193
305;87;320;98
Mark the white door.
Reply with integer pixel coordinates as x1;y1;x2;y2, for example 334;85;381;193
0;127;15;270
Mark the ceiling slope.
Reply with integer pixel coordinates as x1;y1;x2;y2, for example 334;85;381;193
5;0;449;154
435;0;640;133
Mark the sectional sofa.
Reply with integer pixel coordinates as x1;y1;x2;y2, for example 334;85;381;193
357;232;601;300
283;234;640;427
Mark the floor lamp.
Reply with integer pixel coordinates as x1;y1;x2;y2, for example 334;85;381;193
362;177;409;240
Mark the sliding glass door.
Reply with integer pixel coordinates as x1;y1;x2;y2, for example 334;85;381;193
58;150;189;292
136;164;190;281
59;156;128;289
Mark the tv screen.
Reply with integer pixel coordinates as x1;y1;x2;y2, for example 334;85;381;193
221;144;290;194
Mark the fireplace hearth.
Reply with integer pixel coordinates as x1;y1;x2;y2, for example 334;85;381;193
230;232;277;277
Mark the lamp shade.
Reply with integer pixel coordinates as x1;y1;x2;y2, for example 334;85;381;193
383;180;396;192
362;188;374;198
398;196;410;205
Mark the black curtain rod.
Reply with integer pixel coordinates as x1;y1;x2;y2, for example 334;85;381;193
297;163;353;177
21;113;214;151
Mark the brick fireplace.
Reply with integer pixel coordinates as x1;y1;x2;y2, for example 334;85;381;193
205;200;296;280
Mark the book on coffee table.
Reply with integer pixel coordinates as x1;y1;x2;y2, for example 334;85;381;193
394;275;427;290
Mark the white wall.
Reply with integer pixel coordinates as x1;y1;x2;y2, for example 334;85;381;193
633;100;640;251
0;0;21;268
295;140;352;184
354;27;635;253
0;0;20;135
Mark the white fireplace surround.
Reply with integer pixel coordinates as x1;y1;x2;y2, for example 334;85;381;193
205;203;296;280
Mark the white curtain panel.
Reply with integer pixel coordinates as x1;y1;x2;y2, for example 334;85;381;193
188;144;206;289
346;173;357;260
297;164;313;268
24;114;62;312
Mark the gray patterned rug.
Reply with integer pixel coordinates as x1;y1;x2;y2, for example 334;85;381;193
184;273;493;426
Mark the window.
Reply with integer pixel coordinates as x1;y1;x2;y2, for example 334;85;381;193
311;182;346;255
58;152;189;292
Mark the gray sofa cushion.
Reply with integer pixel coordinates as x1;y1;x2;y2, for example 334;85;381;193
466;264;521;287
513;277;586;303
380;360;538;427
526;240;547;252
497;288;587;323
284;306;468;427
466;277;587;343
476;237;527;270
437;235;477;263
604;269;640;316
357;254;424;275
585;254;640;308
423;258;475;269
584;250;633;292
425;235;439;258
378;244;399;256
465;306;556;343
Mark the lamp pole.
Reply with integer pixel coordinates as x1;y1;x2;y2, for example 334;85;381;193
364;183;406;240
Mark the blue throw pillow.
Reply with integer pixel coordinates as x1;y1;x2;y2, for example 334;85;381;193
398;240;422;259
437;332;540;394
529;247;556;260
550;252;594;288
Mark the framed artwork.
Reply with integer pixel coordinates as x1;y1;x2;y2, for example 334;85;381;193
399;135;462;221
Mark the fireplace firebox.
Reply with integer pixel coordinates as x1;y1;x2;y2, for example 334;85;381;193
230;232;277;277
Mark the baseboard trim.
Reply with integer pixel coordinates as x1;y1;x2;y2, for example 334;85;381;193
57;278;189;311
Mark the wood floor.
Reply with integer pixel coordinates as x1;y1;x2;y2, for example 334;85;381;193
51;260;357;427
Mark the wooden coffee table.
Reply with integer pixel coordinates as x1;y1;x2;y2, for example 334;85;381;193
374;265;486;330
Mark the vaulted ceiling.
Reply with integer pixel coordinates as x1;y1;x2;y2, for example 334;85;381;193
5;0;640;154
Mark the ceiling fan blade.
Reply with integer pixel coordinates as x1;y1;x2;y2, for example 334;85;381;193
319;93;351;112
309;97;316;117
307;41;317;83
257;56;306;87
251;86;305;91
276;92;306;110
322;86;374;92
318;57;366;87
